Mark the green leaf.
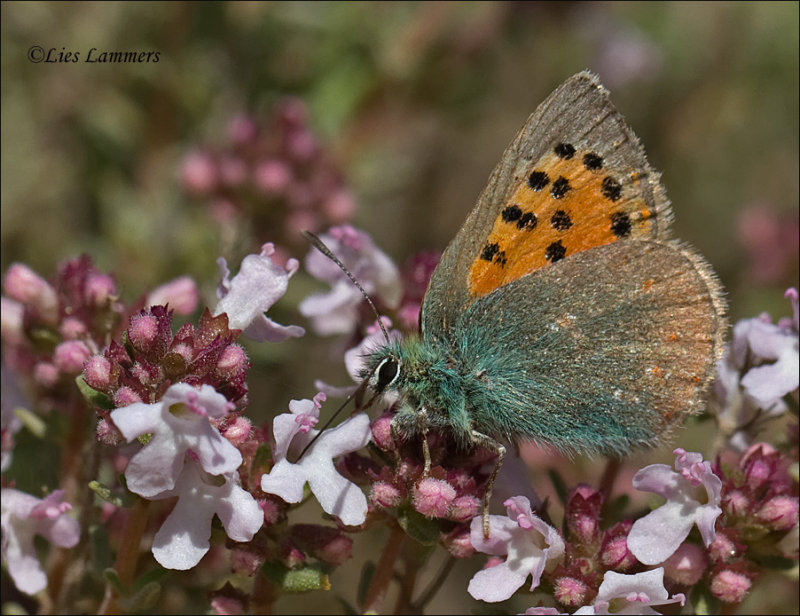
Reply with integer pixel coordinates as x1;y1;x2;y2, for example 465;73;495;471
691;584;721;615
75;375;114;410
120;581;161;612
89;524;114;572
747;552;798;570
103;568;124;593
396;505;441;546
89;480;124;507
547;468;569;505
357;560;375;607
13;406;47;439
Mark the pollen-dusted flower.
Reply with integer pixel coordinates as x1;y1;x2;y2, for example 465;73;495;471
260;393;372;526
468;495;565;603
627;449;722;566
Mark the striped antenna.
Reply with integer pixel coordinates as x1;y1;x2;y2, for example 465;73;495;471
301;230;390;345
295;230;391;461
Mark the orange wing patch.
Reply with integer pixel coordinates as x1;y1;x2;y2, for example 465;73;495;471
469;143;657;296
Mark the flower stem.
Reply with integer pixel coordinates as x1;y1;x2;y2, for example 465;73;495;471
598;457;621;501
361;522;406;614
97;497;150;615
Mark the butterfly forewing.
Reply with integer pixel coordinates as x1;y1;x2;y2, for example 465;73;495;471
421;71;672;341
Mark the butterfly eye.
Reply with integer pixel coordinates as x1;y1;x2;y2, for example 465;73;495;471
373;357;400;392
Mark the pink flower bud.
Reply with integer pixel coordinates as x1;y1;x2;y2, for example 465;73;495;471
323;189;357;223
370;481;402;509
370;413;395;451
85;273;116;306
113;386;142;407
227;114;258;144
34;362;60;387
708;531;739;563
229;546;263;577
601;534;636;571
663;543;708;586
449;495;480;522
221;416;251;446
53;340;91;374
181;150;218;195
278;98;308;127
292;524;353;566
710;569;751;603
3;263;58;323
261;498;284;526
286;130;317;161
442;526;475;559
84;355;113;391
566;484;603;544
147;276;198;315
744;458;772;489
128;314;159;353
280;541;306;569
253;159;291;194
756;495;799;531
216;344;248;378
170;342;193;364
413;477;456;518
59;317;87;339
725;490;750;517
554;576;590;607
1;297;25;345
210;594;245;616
96;418;122;446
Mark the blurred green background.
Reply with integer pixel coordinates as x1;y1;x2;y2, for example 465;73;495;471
2;2;798;614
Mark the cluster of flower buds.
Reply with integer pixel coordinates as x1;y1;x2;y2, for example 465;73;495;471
180;99;356;253
84;307;250;425
2;257;122;404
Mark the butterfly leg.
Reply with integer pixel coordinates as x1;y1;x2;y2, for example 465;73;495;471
469;429;506;539
418;407;432;476
388;407;432;475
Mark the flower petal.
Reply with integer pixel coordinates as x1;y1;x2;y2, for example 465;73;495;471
628;501;696;565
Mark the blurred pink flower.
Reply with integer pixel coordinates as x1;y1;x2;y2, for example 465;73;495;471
712;288;799;449
1;489;80;595
147;276;199;315
737;204;799;284
299;226;401;336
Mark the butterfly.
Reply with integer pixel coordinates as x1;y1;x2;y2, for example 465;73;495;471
328;71;727;537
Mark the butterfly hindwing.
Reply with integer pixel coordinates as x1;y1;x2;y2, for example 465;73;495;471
452;239;726;454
